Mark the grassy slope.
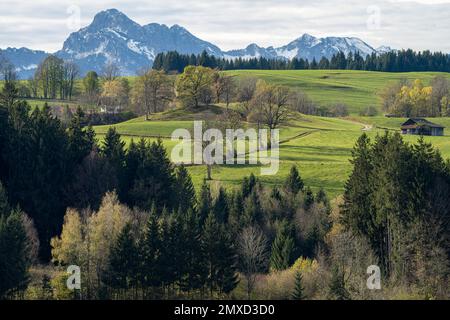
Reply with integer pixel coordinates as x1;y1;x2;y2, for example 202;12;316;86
225;69;450;114
94;108;450;199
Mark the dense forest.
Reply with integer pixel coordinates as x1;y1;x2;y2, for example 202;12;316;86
0;71;449;299
153;50;450;73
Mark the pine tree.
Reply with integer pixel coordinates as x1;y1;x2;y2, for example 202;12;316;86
270;221;295;271
291;271;306;300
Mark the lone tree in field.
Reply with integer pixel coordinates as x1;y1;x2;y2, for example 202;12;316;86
250;80;293;131
132;69;173;120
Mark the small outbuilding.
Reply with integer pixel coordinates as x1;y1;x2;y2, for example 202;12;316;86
401;118;445;136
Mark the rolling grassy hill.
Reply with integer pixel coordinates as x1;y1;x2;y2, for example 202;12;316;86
94;107;450;199
225;70;450;114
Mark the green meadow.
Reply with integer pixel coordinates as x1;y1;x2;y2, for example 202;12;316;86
94;111;450;199
10;69;449;198
225;69;450;114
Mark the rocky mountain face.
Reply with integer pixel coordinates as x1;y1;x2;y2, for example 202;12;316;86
224;34;378;61
0;47;48;79
1;8;393;78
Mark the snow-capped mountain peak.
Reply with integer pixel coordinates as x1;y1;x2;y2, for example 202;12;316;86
2;9;395;78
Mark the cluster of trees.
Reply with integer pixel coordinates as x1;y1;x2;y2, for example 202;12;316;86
342;133;450;297
50;164;332;299
153;50;450;73
23;55;79;100
0;183;38;299
174;66;346;126
380;76;450;117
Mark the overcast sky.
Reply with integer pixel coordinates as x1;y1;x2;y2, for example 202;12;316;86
0;0;449;52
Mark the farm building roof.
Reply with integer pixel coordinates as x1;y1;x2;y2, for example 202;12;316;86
400;118;445;129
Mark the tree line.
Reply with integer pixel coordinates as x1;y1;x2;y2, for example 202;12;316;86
380;76;450;117
153;49;450;73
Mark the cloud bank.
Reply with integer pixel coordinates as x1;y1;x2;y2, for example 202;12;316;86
0;0;449;53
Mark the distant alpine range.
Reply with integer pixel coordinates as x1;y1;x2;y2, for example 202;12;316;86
0;8;394;79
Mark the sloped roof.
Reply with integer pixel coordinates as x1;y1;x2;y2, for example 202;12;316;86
401;118;445;128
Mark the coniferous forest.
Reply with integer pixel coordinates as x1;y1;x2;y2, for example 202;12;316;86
153;50;450;73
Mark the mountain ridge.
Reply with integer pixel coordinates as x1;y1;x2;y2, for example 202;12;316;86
0;8;394;78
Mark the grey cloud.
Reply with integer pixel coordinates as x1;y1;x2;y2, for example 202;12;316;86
0;0;449;52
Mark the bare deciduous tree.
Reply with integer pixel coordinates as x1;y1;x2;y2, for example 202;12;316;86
102;62;120;81
237;226;269;299
251;81;292;130
237;77;257;116
132;69;174;120
61;61;79;100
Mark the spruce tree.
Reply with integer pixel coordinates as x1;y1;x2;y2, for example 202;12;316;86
106;223;139;295
101;127;126;196
197;180;212;225
270;221;295;271
139;205;162;290
243;190;263;226
180;210;206;295
328;266;350;300
0;209;30;298
242;173;257;198
229;191;244;231
303;187;315;211
202;212;222;296
291;271;306;300
284;166;304;194
216;225;239;296
175;165;196;213
212;187;229;224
